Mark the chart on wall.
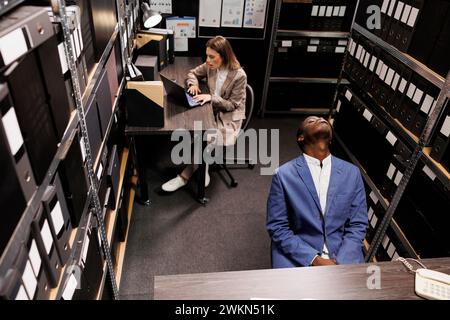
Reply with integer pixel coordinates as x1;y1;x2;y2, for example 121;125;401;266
150;0;173;14
198;0;269;39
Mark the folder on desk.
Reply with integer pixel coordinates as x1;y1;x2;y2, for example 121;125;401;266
58;129;89;227
23;226;51;300
125;81;164;128
42;174;73;266
144;28;175;64
135;33;167;70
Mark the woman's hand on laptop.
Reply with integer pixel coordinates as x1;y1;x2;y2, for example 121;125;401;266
187;85;201;96
193;94;212;105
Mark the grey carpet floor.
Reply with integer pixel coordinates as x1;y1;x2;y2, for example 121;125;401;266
119;116;305;299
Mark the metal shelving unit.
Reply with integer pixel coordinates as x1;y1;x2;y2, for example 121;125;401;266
0;111;79;276
260;0;356;117
353;24;445;89
331;11;450;263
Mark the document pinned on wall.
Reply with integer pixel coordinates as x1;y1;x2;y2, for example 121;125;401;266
221;0;245;28
150;0;172;14
199;0;222;27
243;0;268;29
174;38;188;52
166;16;196;38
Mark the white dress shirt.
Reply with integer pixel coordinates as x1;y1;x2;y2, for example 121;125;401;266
304;153;332;260
214;68;228;97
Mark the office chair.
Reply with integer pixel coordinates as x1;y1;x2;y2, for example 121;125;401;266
217;84;255;187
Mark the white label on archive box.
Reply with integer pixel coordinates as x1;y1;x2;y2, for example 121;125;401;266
345;90;352;101
440;116;450;137
412;88;424;105
386;131;397;146
29;240;42;277
336;100;341;113
51;201;65;234
407;7;420;27
420;95;434;114
363;109;373;122
422;165;436;181
394;171;403;186
41;220;53;255
369;191;378;204
401;5;412;23
387;163;396;180
370;214;378;228
2;107;24;156
311;5;319;16
281;40;292;47
398;78;407;93
0;28;28;66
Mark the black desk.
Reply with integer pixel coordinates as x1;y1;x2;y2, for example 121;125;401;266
125;57;216;204
154;257;450;300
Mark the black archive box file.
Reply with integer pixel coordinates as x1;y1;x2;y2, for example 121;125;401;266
105;42;120;106
426;6;450;77
23;226;51;300
0;104;27;257
36;34;72;141
380;154;408;200
9;243;48;300
89;0;118;60
106;145;120;210
94;68;113;139
430;101;450;171
58;129;89;227
3;49;58;185
71;215;104;300
0;83;37;202
42;176;73;266
31;204;62;288
85;94;103;160
0;6;53;70
0;269;29;300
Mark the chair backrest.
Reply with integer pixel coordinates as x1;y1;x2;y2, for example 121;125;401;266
241;84;254;132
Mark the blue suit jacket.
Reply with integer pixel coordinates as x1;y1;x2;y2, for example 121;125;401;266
266;155;368;268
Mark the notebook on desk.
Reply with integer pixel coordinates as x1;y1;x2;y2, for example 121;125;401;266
160;73;201;108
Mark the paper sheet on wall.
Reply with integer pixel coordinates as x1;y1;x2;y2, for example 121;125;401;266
150;0;172;14
199;0;222;27
243;0;268;29
174;38;188;52
166;17;196;38
221;0;245;28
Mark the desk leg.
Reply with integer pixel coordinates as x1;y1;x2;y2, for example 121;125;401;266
197;137;209;205
134;136;151;206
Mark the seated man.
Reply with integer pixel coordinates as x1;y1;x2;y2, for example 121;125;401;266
266;116;368;268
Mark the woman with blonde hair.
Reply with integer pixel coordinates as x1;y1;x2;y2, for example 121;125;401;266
162;35;247;192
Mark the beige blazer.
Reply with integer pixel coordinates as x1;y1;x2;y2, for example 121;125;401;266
186;63;247;146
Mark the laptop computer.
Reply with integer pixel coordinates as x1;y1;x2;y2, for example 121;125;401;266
160;73;201;107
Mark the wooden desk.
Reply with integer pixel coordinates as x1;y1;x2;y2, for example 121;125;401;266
126;57;216;134
154;257;450;300
125;57;216;204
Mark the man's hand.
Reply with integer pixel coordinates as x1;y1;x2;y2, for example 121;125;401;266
187;85;201;96
312;256;337;266
193;94;212;105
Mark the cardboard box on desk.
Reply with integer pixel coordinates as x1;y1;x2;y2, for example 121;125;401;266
135;33;167;70
125;81;164;128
